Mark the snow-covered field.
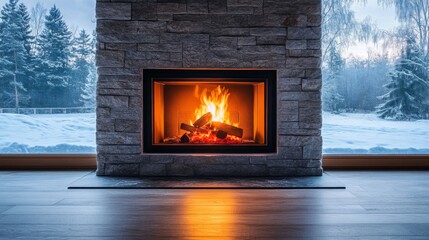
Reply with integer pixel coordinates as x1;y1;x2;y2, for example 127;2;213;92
323;112;429;154
0;112;428;154
0;113;95;153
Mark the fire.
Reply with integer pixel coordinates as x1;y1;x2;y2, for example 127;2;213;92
186;85;241;143
190;133;242;144
193;85;233;125
163;85;249;144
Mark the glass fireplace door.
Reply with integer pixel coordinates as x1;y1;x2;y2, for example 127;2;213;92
143;69;277;154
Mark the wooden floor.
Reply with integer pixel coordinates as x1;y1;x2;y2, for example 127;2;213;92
1;171;429;239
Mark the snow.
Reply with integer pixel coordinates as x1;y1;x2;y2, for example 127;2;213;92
0;113;95;153
322;112;429;154
0;112;428;154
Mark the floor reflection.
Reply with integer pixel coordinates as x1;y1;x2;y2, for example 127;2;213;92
182;190;236;239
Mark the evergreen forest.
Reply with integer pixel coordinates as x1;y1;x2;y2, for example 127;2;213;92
0;0;96;109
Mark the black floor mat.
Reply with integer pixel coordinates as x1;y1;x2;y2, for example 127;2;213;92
68;172;346;189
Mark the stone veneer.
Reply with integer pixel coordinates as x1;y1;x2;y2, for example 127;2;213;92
96;0;323;177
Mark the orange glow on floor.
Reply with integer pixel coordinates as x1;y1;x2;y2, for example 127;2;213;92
182;190;236;239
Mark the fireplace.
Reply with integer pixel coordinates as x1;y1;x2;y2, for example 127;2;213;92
143;69;276;154
95;0;323;177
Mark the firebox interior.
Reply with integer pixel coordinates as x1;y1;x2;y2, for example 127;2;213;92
143;69;277;154
153;81;265;145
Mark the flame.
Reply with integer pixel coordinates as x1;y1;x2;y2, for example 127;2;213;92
189;85;242;144
194;85;232;125
163;85;246;144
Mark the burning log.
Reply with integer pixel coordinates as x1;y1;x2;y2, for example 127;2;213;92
212;121;243;138
180;133;191;143
180;123;209;134
193;112;212;128
215;130;228;139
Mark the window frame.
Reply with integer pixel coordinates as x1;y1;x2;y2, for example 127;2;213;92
0;2;428;170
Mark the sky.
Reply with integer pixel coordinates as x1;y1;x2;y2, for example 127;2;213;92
0;0;96;34
0;0;399;60
353;1;398;30
343;1;400;60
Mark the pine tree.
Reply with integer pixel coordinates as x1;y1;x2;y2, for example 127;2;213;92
322;46;345;113
35;5;72;107
0;0;33;109
377;38;429;120
17;3;32;54
17;3;35;107
81;62;96;108
70;29;92;106
80;30;97;108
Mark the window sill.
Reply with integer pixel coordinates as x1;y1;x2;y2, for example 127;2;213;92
323;154;429;169
0;154;96;170
0;154;428;170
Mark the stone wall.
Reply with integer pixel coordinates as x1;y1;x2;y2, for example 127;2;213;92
96;0;323;177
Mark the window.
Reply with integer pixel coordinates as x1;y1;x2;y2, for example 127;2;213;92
0;0;96;153
322;0;429;154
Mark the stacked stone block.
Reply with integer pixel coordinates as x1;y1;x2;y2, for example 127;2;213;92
96;0;323;177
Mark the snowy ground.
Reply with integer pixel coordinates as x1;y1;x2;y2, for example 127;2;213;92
0;112;428;154
0;113;95;153
323;112;429;154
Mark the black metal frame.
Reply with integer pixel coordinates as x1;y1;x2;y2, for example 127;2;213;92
142;69;277;154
